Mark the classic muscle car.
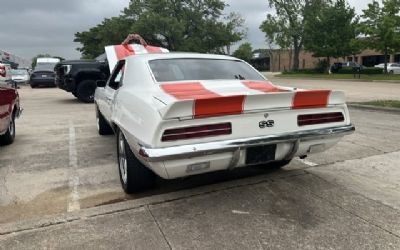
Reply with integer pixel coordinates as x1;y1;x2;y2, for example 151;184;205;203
0;76;22;145
95;43;355;193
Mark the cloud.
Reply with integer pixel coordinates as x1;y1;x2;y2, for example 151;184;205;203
0;0;129;60
0;0;380;61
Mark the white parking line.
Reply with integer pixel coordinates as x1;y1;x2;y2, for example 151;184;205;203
298;158;319;167
68;121;80;212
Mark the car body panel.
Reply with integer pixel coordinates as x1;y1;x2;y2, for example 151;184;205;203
0;84;20;135
96;52;354;179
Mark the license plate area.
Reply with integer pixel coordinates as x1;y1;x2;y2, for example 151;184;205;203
245;144;276;165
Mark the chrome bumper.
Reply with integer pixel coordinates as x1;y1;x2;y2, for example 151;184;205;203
139;124;355;162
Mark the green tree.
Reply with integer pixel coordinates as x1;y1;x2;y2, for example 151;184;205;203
360;0;400;73
74;0;246;58
31;54;65;68
232;43;253;62
260;0;320;70
75;16;133;59
303;0;358;70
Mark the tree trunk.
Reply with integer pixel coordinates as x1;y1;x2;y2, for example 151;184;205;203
384;47;388;74
293;45;300;70
326;56;331;73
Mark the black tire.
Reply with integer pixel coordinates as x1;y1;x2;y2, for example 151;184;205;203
117;129;155;193
76;80;96;103
30;83;37;88
0;113;15;146
389;70;394;74
96;107;113;135
268;159;292;168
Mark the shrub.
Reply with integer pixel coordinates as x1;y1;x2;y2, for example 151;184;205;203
282;69;318;74
336;67;383;74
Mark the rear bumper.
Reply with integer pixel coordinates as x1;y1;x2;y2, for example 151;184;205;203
139;124;355;162
30;78;56;86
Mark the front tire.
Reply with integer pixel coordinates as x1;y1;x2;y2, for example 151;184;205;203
96;107;113;135
0;113;15;145
76;80;96;103
117;130;155;193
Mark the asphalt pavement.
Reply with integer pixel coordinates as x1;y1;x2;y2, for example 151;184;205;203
0;81;399;249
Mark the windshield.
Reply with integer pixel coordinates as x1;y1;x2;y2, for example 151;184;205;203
11;69;28;75
149;58;265;82
35;63;56;71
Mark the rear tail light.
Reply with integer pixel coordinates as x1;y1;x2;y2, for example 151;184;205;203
0;66;5;77
298;112;344;126
161;122;232;142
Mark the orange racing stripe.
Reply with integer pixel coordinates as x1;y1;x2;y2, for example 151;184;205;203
114;44;135;61
292;90;331;109
160;82;245;118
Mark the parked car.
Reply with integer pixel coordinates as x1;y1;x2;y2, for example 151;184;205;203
55;54;110;103
0;69;22;145
330;61;362;73
374;63;400;74
95;44;355;193
11;69;29;85
30;62;57;88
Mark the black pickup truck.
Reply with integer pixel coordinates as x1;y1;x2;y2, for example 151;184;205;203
55;54;109;103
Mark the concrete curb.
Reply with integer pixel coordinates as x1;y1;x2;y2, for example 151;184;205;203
348;104;400;114
0;169;307;236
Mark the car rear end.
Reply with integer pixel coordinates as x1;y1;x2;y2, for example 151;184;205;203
134;56;354;179
30;63;57;87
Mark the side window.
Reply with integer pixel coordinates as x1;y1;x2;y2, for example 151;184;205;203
108;60;125;90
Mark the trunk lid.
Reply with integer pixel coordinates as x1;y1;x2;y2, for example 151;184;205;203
153;80;345;120
105;44;169;72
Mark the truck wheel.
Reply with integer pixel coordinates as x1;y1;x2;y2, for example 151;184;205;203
96;107;113;135
77;80;96;103
269;159;292;168
0;113;15;145
117;129;155;193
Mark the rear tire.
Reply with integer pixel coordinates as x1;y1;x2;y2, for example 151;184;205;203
389;70;394;74
76;80;96;103
30;83;37;88
269;159;292;168
96;107;113;135
0;113;15;145
117;129;155;193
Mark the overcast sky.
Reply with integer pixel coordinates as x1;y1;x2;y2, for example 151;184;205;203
0;0;379;61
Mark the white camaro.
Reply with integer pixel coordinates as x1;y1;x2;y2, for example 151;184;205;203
95;43;355;193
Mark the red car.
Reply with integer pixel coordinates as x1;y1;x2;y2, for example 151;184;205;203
0;81;22;145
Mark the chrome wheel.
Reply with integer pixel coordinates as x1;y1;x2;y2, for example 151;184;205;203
118;131;128;184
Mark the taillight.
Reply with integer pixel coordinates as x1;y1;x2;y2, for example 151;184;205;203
298;112;344;126
161;123;232;142
0;66;5;77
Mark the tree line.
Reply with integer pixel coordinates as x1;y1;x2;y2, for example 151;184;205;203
260;0;400;73
74;0;400;73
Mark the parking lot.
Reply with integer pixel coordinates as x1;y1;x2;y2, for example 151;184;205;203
1;79;400;249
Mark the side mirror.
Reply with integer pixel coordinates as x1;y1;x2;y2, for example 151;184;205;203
96;80;106;88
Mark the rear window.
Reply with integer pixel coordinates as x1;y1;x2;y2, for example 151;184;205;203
148;58;264;82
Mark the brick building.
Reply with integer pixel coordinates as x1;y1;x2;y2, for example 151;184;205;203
251;49;400;72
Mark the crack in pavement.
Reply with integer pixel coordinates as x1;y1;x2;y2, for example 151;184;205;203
0;171;307;236
147;206;173;250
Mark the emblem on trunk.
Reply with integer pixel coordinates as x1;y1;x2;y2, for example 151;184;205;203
259;120;274;128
